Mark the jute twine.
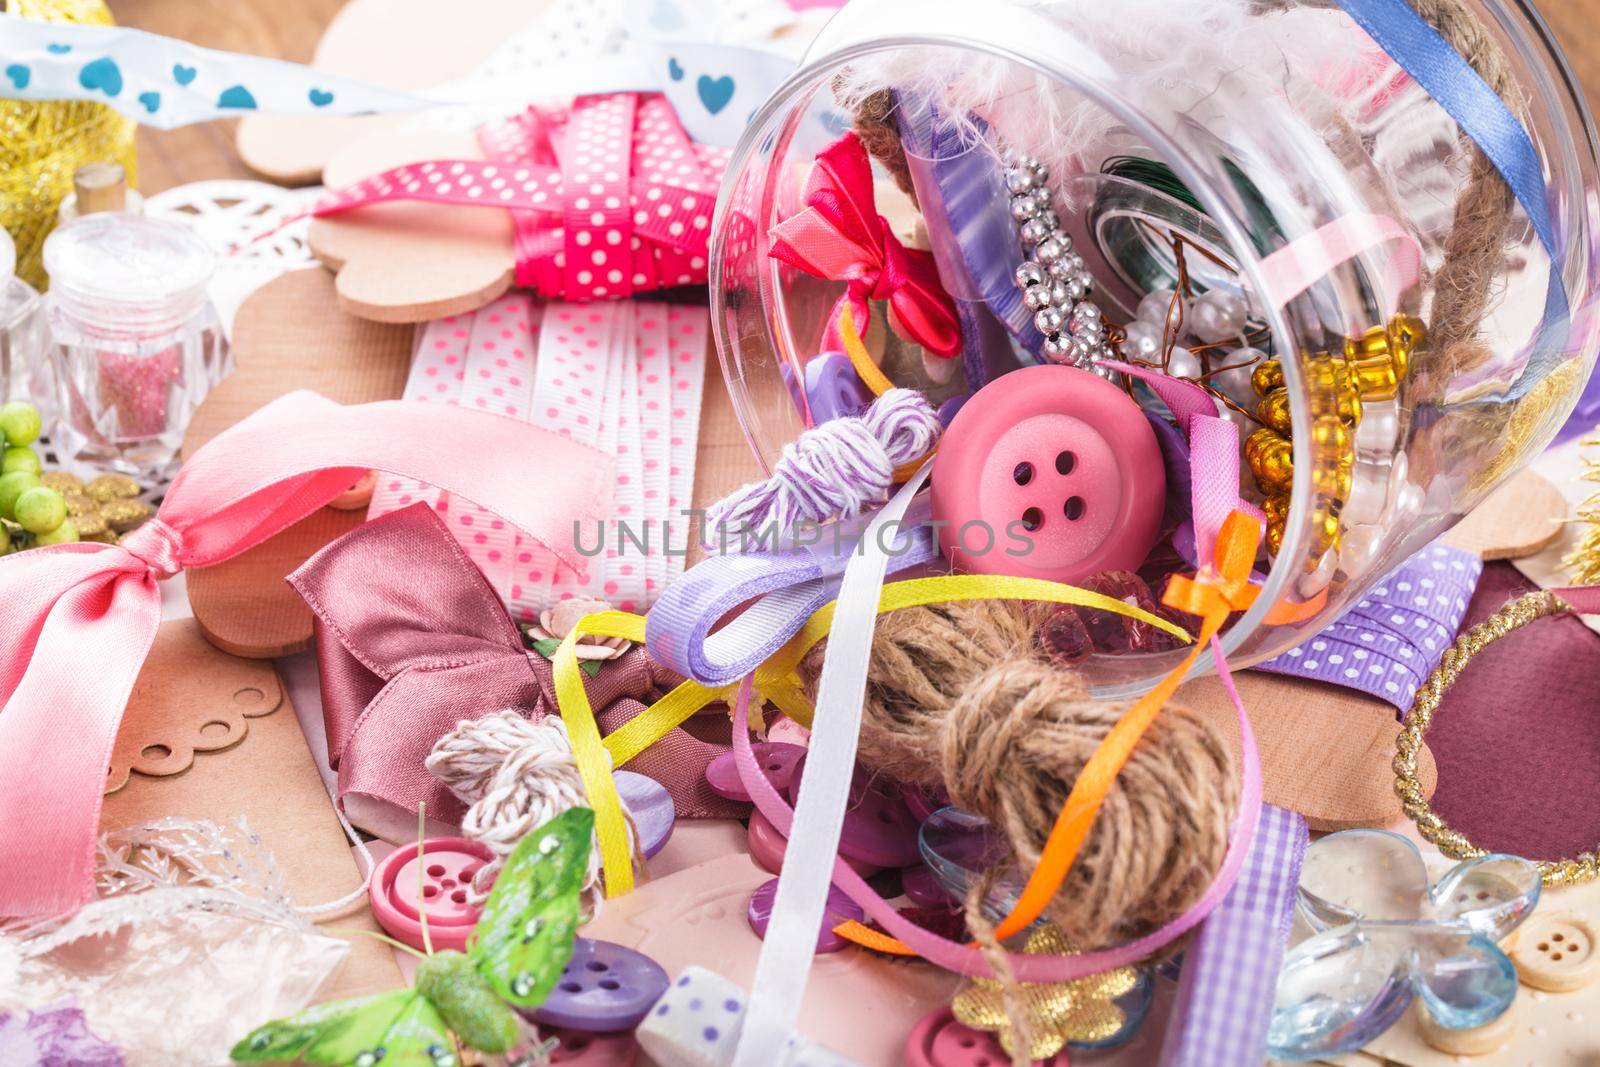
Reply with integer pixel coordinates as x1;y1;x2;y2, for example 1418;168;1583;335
798;599;1238;951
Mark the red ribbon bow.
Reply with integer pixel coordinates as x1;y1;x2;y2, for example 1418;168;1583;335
288;504;747;832
0;392;613;918
769;132;962;358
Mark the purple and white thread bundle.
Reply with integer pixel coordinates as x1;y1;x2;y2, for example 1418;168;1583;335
706;388;941;535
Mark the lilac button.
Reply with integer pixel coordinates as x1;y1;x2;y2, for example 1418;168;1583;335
616;770;675;859
747;877;865;954
804;351;872;423
788;759;922;868
530;938;669;1033
705;742;807;803
901;863;953;908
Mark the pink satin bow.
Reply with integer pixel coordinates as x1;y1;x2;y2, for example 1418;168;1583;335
769;131;961;358
289;503;746;829
0;391;614;918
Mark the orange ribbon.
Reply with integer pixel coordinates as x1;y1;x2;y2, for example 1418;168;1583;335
835;510;1265;951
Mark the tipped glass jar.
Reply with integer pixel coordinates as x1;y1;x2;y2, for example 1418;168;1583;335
42;213;229;482
710;0;1600;693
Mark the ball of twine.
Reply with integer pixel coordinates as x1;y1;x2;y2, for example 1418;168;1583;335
801;599;1237;950
1;0;139;289
426;710;640;911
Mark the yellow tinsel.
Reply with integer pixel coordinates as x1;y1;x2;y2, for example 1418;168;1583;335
1563;429;1600;587
0;0;139;289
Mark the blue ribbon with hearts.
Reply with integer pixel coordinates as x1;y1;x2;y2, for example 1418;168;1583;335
0;0;806;146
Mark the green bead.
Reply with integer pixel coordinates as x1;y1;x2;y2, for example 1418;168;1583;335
1;446;41;476
15;486;66;534
0;470;40;519
34;518;79;545
0;403;41;447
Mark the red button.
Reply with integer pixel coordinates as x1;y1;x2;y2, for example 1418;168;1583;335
929;365;1165;584
905;1007;1066;1067
369;837;493;952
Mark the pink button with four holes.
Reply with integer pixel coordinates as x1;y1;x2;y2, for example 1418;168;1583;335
930;365;1166;585
370;837;494;952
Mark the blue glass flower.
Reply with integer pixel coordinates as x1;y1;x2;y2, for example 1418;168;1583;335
1267;829;1540;1061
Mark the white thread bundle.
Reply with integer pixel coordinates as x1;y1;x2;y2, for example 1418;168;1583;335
426;711;639;909
706;387;941;535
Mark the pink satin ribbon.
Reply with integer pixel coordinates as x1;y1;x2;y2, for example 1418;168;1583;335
1257;212;1422;329
769;132;962;358
0;391;614;918
730;655;1263;981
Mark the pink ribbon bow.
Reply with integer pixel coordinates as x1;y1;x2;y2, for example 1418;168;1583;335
769;131;961;358
301;93;729;302
288;503;747;828
0;391;613;918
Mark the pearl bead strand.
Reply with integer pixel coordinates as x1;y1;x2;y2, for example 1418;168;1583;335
1004;153;1111;371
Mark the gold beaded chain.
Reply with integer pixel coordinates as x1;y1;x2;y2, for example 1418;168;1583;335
1394;589;1600;887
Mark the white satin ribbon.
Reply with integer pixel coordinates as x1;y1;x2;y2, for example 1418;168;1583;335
731;465;932;1067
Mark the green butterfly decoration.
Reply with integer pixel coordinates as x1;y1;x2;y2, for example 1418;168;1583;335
231;807;595;1067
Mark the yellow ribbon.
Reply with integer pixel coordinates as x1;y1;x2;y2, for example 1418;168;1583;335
553;576;1192;897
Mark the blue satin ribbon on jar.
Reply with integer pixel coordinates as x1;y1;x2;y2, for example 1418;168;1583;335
1333;0;1578;421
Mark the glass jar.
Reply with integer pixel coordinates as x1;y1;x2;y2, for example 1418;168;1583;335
710;0;1600;693
42;213;229;482
0;227;48;406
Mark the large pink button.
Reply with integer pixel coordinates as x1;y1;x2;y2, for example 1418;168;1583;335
369;837;493;952
930;365;1165;584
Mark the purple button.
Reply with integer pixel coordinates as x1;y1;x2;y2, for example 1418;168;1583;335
788;759;921;868
804;351;872;423
705;742;806;803
615;770;675;859
747;876;864;954
530;938;669;1033
746;807;879;878
899;782;950;824
901;863;953;908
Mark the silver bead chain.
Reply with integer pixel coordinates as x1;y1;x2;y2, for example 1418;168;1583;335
1004;152;1112;370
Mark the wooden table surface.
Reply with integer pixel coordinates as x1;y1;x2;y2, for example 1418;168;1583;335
110;0;1600;194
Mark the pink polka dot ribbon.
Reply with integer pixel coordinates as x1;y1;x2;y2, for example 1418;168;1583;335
306;92;727;301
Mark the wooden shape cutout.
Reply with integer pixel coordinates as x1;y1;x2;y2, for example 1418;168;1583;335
236;0;544;184
1441;468;1568;561
100;619;404;1001
310;129;515;323
182;268;412;658
1177;671;1437;832
106;622;284;793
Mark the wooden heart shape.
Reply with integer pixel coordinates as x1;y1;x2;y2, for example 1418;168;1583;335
236;0;544;184
309;128;516;323
181;268;412;658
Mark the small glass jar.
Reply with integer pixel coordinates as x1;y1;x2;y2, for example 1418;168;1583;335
42;213;229;482
711;0;1600;695
0;227;48;405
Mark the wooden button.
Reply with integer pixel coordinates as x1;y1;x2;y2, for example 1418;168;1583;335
1418;1001;1517;1056
1512;913;1600;992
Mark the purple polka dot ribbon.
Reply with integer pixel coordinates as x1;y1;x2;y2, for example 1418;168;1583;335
1257;542;1482;708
